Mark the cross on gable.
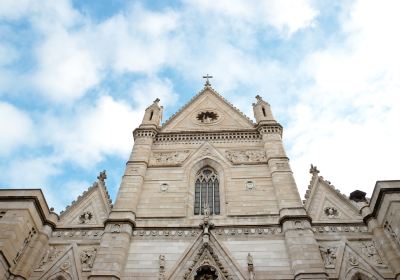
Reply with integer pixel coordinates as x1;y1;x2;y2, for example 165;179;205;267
202;74;213;86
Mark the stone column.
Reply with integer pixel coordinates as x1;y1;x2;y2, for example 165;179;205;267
259;125;327;279
89;127;156;279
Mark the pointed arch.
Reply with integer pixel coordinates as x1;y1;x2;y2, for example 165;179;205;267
194;166;220;215
186;155;228;217
345;267;378;280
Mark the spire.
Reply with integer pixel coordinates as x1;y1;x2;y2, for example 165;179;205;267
140;98;163;127
252;95;276;124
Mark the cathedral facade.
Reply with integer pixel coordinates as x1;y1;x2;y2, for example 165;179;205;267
1;84;400;280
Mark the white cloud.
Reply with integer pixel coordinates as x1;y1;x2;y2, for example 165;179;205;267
2;156;60;188
286;0;400;198
32;28;101;102
41;95;139;166
0;102;35;155
185;0;317;36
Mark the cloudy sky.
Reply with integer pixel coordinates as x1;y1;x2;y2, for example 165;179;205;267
1;0;399;212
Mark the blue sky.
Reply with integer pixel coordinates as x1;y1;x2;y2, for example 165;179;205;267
1;0;399;212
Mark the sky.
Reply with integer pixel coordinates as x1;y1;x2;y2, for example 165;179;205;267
0;0;399;212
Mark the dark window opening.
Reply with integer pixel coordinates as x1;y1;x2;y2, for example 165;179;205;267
194;167;220;215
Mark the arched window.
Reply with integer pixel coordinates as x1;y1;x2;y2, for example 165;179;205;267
194;167;220;215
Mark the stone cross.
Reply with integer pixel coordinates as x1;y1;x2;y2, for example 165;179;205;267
203;74;213;86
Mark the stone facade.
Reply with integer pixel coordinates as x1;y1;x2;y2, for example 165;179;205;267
1;84;400;280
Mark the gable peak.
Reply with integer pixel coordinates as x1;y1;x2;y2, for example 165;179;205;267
161;85;255;129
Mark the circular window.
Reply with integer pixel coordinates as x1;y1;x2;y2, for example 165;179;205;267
196;111;219;124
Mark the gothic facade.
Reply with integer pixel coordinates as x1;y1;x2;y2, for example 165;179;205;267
1;84;400;280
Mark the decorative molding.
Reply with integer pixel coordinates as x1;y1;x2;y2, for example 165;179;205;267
312;225;368;233
245;181;255;191
133;229;200;238
225;150;267;164
149;150;190;166
154;131;262;144
52;230;104;239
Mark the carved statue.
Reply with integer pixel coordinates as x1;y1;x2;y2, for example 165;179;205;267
159;255;166;280
247;253;255;280
361;241;384;266
319;246;336;268
80;248;97;270
324;207;338;219
79;211;93;224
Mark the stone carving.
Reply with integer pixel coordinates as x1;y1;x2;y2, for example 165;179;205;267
159;255;166;280
52;230;103;239
294;221;304;230
197;111;219;124
14;227;37;264
183;243;229;280
245;181;255;190
160;183;169;192
225;150;267;164
384;220;400;248
150;150;190;166
247;253;255;280
97;170;107;182
312;225;368;233
319;246;337;268
36;246;64;271
79;211;93;224
324;207;339;219
360;241;386;267
80;248;97;271
200;203;214;244
348;253;359;266
111;224;121;233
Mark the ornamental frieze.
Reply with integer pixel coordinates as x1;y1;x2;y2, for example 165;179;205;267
149;150;191;166
52;230;104;239
225;149;267;164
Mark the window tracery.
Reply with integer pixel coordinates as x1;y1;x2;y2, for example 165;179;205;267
194;167;220;215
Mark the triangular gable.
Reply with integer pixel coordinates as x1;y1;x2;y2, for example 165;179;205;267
58;172;112;227
304;166;362;223
167;232;246;280
337;241;390;280
161;86;255;132
36;245;81;280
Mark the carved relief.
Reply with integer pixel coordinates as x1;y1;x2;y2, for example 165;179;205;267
359;241;386;267
14;226;37;264
79;211;93;224
245;181;255;190
225;150;267;164
348;253;359;266
111;224;121;233
52;230;103;239
80;248;97;271
196;111;219;124
319;246;337;268
324;207;339;219
150;150;190;166
384;220;400;248
35;246;64;271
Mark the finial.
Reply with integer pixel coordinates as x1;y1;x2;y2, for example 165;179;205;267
309;164;320;175
202;74;213;86
153;98;160;103
255;95;262;102
97;170;107;182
